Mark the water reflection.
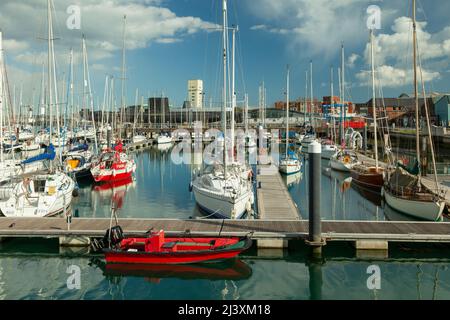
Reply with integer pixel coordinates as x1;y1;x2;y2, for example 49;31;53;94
291;155;388;221
92;258;252;283
0;238;450;299
282;172;303;189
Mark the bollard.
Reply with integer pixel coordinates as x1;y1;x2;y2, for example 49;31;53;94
306;140;325;254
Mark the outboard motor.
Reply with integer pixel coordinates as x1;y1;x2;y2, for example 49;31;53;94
90;225;124;252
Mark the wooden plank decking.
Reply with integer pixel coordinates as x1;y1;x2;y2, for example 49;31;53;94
1;218;450;243
256;165;300;220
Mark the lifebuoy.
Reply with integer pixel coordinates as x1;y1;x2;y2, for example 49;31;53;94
343;155;351;164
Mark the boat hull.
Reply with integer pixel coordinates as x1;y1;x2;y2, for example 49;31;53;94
350;169;384;192
193;186;251;219
93;170;134;183
104;238;252;265
383;187;445;221
279;163;301;175
330;159;352;172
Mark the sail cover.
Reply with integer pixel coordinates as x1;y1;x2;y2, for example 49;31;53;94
21;144;56;164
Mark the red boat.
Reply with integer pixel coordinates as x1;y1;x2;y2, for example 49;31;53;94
102;259;252;281
99;226;252;265
90;146;136;183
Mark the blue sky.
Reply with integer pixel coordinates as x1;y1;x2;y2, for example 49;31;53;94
2;0;450;111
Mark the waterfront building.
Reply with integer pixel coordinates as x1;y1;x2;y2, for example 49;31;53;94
435;95;450;127
188;80;204;109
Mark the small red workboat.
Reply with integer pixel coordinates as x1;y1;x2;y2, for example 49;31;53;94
90;143;136;183
97;226;252;265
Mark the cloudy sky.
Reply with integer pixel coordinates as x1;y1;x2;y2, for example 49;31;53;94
2;0;450;110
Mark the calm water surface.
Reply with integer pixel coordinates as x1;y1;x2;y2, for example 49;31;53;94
0;144;449;300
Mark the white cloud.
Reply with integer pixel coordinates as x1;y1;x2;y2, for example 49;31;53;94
356;64;440;88
0;0;218;102
246;0;398;59
347;53;360;68
3;39;29;52
355;16;449;88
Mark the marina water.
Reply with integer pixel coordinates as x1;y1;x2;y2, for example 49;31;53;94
0;145;449;299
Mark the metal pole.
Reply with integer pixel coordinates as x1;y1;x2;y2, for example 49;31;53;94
308;140;323;254
364;124;368;152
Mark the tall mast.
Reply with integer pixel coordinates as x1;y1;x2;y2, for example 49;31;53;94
310;60;313;127
101;75;108;131
244;93;248;132
40;62;45;127
69;48;74;134
47;0;53;147
340;44;345;144
330;67;335;143
370;29;379;169
222;0;228;174
305;70;308;125
412;0;421;179
83;36;98;154
0;31;3;162
120;14;127;140
230;25;237;163
286;66;290;159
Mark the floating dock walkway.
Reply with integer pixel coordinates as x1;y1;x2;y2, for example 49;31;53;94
256;165;300;220
1;218;450;250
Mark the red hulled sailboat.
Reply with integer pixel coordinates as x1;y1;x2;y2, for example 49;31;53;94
90;141;136;183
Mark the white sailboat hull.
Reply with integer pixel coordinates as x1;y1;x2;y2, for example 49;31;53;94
330;158;353;172
193;185;252;219
0;173;75;217
279;160;301;175
321;146;338;160
383;188;445;221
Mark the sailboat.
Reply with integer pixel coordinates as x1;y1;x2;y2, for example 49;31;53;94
300;61;317;149
279;66;301;175
191;0;254;219
383;0;445;221
321;68;338;160
0;0;76;217
330;44;360;172
350;29;384;192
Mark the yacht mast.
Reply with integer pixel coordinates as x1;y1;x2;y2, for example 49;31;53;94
82;36;98;154
47;0;53;148
412;0;421;181
0;31;3;162
305;70;308;126
370;29;379;169
222;0;228;175
230;25;237;163
120;15;127;140
330;67;336;144
340;44;345;145
310;60;313;127
286;66;290;159
69;48;74;135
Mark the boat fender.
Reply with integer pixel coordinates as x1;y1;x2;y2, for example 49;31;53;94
189;182;193;192
246;201;252;212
